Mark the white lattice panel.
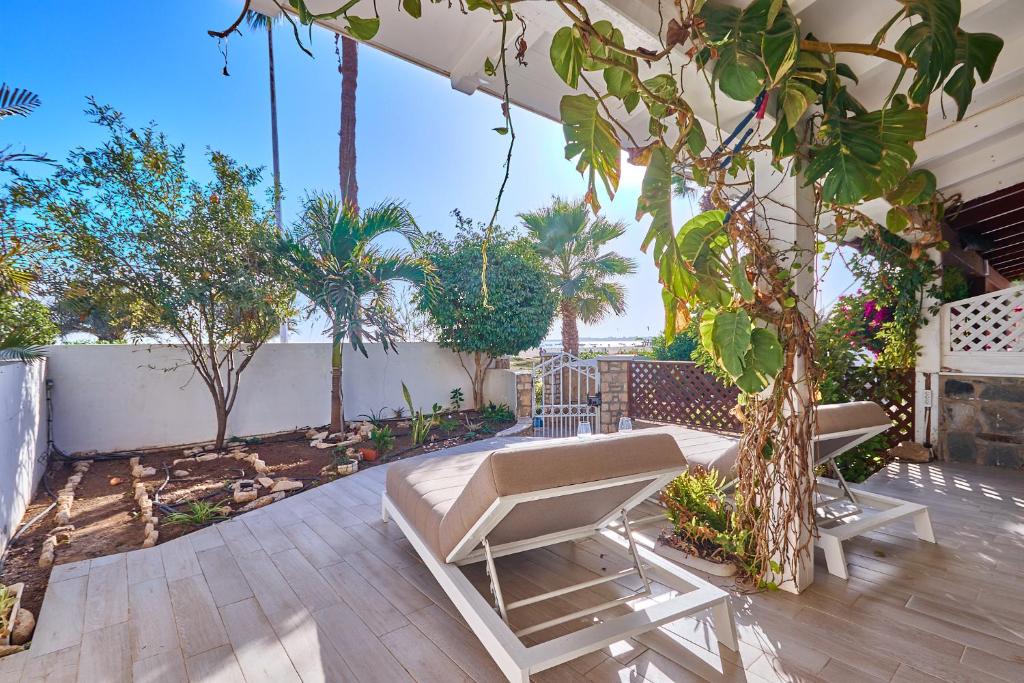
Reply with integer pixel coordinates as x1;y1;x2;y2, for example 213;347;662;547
943;286;1024;353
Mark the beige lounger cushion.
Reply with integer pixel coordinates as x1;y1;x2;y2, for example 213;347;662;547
386;432;686;560
685;401;891;476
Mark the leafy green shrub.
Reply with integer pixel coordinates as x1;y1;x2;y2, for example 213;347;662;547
0;295;59;348
370;425;395;454
660;468;759;580
482;402;515;423
644;332;699;361
165;500;228;526
940;265;970;303
449;388;464;411
401;382;438;445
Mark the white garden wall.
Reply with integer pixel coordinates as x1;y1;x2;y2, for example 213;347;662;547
44;343;517;454
0;360;47;557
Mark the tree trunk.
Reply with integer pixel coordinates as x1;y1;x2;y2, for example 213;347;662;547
214;402;228;450
470;352;494;410
330;323;344;434
267;22;283;231
338;36;359;211
560;299;580;355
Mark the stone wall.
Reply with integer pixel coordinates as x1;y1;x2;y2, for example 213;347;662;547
514;371;533;419
939;374;1024;469
598;356;631;434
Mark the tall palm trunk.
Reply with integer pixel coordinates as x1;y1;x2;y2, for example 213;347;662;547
338;36;359;211
560;299;580;355
266;20;290;343
329;35;359;431
268;22;283;230
331;320;345;434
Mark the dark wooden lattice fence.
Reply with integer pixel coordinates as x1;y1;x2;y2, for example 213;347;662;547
836;368;916;447
628;360;915;443
628;360;742;433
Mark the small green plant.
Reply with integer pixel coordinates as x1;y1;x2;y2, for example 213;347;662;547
482;402;515;423
370;425;396;453
0;583;17;639
332;453;354;467
660;468;762;584
358;408;390;427
165;499;229;526
392;406;407;419
449;387;464;411
438;416;460;436
402;382;439;445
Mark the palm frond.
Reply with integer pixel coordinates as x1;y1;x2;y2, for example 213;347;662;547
591;252;637;276
0;84;41;119
0;345;46;363
358;200;420;244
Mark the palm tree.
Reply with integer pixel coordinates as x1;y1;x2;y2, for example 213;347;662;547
275;194;430;433
244;12;283;230
335;35;358;211
520;197;637;355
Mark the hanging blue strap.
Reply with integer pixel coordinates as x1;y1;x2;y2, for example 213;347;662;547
711;90;767;159
722;187;754;225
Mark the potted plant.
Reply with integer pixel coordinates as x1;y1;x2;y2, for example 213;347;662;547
333;454;358;476
0;582;24;647
655;467;754;578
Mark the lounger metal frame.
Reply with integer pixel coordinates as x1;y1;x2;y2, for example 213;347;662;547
382;466;737;683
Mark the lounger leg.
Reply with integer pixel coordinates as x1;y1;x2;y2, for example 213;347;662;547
913;508;935;543
381;496;389;523
820;535;849;580
711;596;738;652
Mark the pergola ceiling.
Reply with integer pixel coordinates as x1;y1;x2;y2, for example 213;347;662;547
251;0;1024;204
947;182;1024;280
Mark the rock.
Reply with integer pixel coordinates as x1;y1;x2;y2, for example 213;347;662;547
311;430;329;441
129;457;141;468
109;477;123;486
142;530;158;548
889;441;931;463
256;477;274;489
139;467;158;477
195;453;221;462
233;480;258;503
328;432;345;440
270;480;302;494
134;483;147;498
304;428;322;439
251;458;269;474
144;522;155;536
172;470;190;478
54;509;71;526
239;491;285;512
313;441;334;450
131;466;144;478
0;644;25;658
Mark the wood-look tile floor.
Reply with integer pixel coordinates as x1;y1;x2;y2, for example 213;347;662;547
3;431;1023;682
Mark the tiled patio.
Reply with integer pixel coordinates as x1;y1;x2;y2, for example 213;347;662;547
2;430;1023;682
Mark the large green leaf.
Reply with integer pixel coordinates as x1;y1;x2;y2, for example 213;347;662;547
550;26;586;89
804;98;926;205
700;0;796;101
734;327;783;394
345;16;380;41
561;94;621;211
895;0;961;104
402;0;422;19
677;210;728;271
712;309;752;379
944;30;1003;120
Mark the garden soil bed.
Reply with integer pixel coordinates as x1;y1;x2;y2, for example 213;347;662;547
0;410;512;621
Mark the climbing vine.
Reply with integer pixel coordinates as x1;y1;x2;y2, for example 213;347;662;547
212;0;1003;588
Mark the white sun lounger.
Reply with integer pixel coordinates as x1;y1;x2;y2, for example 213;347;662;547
684;401;936;579
382;432;737;683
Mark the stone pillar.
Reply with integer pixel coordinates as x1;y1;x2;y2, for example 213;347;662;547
514;371;533;419
597;356;631;434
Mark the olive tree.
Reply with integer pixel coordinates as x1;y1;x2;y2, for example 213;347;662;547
417;215;557;408
34;103;294;447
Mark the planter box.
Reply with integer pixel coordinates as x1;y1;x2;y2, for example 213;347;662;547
0;582;24;647
654;543;737;577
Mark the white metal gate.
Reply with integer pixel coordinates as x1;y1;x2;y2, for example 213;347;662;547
532;351;600;437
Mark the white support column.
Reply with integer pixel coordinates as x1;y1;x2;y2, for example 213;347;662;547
915;248;942;446
754;151;818;594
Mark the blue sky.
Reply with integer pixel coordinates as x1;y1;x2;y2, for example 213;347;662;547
3;1;852;341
